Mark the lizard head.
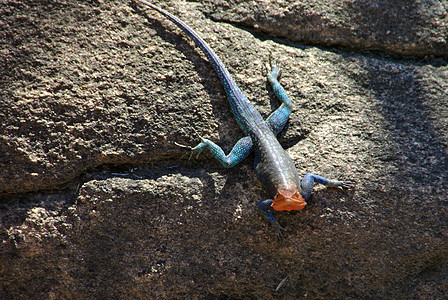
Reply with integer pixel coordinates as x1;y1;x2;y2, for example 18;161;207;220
271;184;306;211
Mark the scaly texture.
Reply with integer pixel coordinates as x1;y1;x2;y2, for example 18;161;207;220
136;0;354;236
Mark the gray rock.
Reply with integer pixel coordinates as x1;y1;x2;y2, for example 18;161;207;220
1;0;447;298
203;0;448;57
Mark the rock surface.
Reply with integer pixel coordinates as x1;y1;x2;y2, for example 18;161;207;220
203;0;448;57
1;0;447;298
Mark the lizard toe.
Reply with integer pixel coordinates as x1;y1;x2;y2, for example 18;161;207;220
341;180;356;189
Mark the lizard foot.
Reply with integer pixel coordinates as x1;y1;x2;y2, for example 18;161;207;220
273;224;287;241
174;128;209;160
340;180;356;189
174;142;195;160
326;178;356;189
267;53;282;80
174;141;206;160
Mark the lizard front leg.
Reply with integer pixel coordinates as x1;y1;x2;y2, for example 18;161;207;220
258;199;285;238
189;136;253;168
300;173;355;200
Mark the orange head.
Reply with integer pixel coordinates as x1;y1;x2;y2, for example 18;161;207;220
271;184;306;211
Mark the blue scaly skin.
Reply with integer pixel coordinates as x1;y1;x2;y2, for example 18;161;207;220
135;1;354;237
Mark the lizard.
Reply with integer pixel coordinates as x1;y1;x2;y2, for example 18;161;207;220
134;0;354;237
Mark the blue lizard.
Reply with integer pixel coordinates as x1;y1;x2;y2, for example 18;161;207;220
135;1;354;237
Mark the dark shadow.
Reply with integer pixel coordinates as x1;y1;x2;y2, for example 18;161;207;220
222;21;447;68
363;57;448;186
342;0;448;59
343;2;448;221
343;0;448;293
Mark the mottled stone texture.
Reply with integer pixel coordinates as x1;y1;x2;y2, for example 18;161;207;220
1;0;447;299
203;0;448;57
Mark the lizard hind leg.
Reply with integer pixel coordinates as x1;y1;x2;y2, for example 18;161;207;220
264;57;293;136
198;136;253;168
177;136;253;168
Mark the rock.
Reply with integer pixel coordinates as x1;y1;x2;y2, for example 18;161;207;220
203;0;448;57
1;0;447;298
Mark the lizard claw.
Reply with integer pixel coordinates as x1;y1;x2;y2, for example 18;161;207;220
174;141;205;160
174;128;208;161
265;53;282;82
174;141;193;150
340;180;356;189
273;224;287;241
190;137;207;159
262;59;272;77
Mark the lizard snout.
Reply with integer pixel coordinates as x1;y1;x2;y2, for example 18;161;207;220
271;186;306;211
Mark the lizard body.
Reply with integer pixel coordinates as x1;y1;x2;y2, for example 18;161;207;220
135;1;354;236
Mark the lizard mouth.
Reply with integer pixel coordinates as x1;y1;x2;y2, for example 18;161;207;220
271;185;306;211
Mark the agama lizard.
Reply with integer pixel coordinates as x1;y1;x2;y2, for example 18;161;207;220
135;1;354;237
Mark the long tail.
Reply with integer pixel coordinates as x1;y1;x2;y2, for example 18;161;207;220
134;0;243;100
134;0;262;133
